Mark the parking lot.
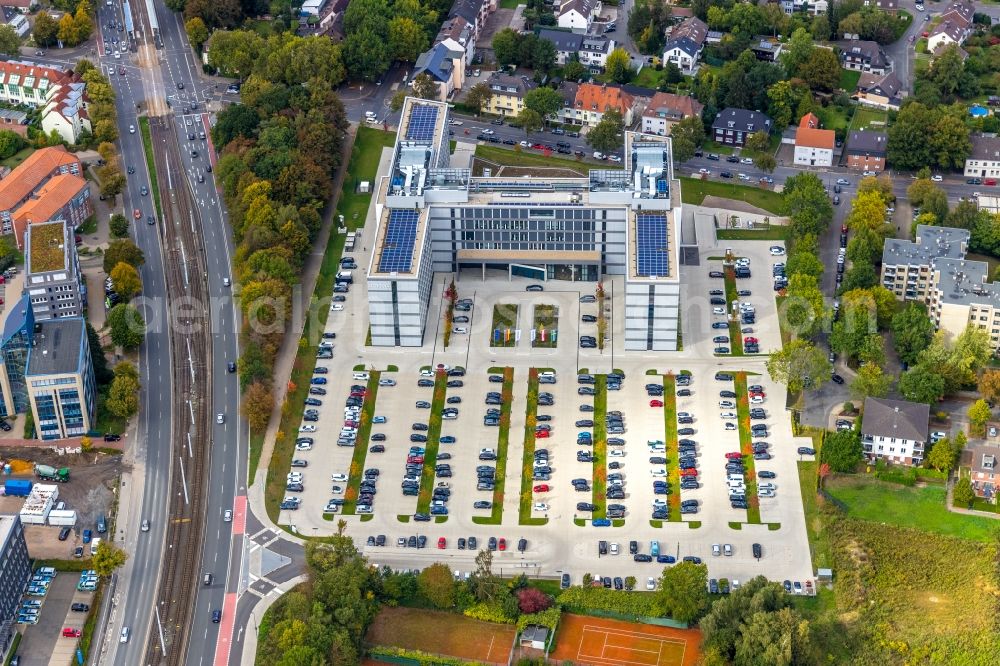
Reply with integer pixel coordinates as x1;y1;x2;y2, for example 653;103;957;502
278;212;816;588
13;569;96;666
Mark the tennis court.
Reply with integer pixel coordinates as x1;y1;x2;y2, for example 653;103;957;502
551;614;700;666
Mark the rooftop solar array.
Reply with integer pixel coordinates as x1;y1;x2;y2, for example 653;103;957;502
378;209;419;273
636;214;669;277
406;105;439;142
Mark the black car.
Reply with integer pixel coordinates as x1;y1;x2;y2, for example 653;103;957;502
58;526;72;540
709;271;724;278
633;554;652;562
831;374;845;384
797;447;816;455
103;433;122;441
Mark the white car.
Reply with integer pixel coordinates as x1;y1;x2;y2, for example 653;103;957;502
129;124;135;134
448;120;463;126
720;412;737;419
758;482;776;491
223;509;233;522
331;473;348;482
331;485;344;494
724;423;737;431
299;424;317;432
712;544;721;556
286;472;303;482
713;307;725;315
609;449;626;457
295;442;313;451
650;468;666;477
609;542;619;555
863;170;878;177
216;413;225;424
723;543;733;556
652;499;667;507
930;174;942;182
750;396;765;404
737;173;750;181
648;444;665;452
533;502;549;511
719;400;735;408
378;378;396;386
520;140;530;147
482;128;495;135
836;178;850;186
608;155;623;163
759;489;776;498
698;168;711;175
330;304;344;311
740;157;753;164
646;577;657;590
769;246;785;256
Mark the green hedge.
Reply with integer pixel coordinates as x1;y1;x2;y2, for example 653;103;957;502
516;606;561;631
557;586;664;617
368;645;493;666
463;601;516;624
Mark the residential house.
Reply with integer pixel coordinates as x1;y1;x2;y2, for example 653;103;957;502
483;73;537;117
793;113;834;167
662;17;708;74
557;0;601;33
0;61;91;143
559;82;637;128
11;173;91;249
844;130;887;171
641;92;703;136
963;133;1000;178
927;1;975;54
836;39;890;74
750;36;782;62
0;0;31;13
537;29;583;65
861;397;930;466
863;0;897;13
300;0;328;15
711;108;772;147
854;71;904;110
966;443;999;502
933;42;969;61
412;41;466;101
780;0;828;16
0;146;84;242
578;35;615;71
6;13;28;37
436;15;476;64
449;0;495;42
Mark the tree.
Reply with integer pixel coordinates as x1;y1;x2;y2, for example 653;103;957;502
766;339;831;393
562;60;587;82
411;73;440;100
33;12;60;47
821;429;863;472
783;273;826;339
107;362;141;418
754;153;776;173
845;190;887;232
799;47;841;92
586;108;625;154
492;28;521;66
0;24;20;56
780;27;814;77
849;362;892;400
523;86;562;120
605;47;633;83
517;587;552;613
470;549;502;602
107;304;145;349
103;239;145;274
968;399;992;436
99;166;126;198
184;17;209;50
87;322;113;386
926;437;958;472
517;108;543;135
841;263;877;292
417;563;456;609
242;381;273;433
91;541;128;577
953;477;975;508
783;173;832;238
891;302;935;366
977;369;1000;406
898;363;946;404
212;104;260;146
464;82;492;114
658;562;709;623
109;262;142;301
57;14;78;47
109;213;130;238
785;250;823;279
388;16;428;63
670;115;705;164
744;131;770;154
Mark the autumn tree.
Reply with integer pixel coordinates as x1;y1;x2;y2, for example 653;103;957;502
242;381;274;433
968;399;992;436
33;12;60;47
978;370;1000;406
517;587;552;613
766;339;831;393
417;563;456;609
185;17;209;50
107;361;141;418
464;82;492;114
110;262;142;301
411;72;440;100
926;436;958;472
91;540;128;576
103;239;145;273
849;362;892;400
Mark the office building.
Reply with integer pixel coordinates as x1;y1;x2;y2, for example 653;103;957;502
25;318;96;440
0;293;34;419
0;514;30;657
24;220;85;321
367;97;681;350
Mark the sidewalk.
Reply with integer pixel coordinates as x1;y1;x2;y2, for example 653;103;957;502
250;125;359;492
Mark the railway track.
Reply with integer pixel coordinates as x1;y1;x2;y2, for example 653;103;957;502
144;117;213;666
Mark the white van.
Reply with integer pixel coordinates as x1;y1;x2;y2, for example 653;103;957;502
120;627;130;643
352;372;369;381
90;537;101;556
365;111;377;119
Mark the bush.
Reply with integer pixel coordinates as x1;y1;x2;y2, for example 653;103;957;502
463;601;516;624
517;587;552;613
557;586;662;617
516;606;561;631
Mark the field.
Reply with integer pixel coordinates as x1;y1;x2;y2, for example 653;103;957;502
365;606;515;663
678;176;784;214
825;474;998;542
550;614;701;666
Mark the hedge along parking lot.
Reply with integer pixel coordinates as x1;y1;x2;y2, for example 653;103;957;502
662;374;681;522
410;370;449;519
473;367;513;525
734;372;761;524
519;368;547;525
341;371;381;516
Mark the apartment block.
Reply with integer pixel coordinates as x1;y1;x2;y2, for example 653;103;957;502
0;146;84;243
24;220;85;321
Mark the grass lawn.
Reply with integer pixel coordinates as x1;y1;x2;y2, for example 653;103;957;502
531;304;559;348
498;0;522;7
716;226;791;241
700;138;735;155
797;461;834;570
662;374;680;521
1;146;33;170
342;372;380;515
849;107;889;132
473;367;513;525
838;68;861;92
519;369;547;525
825;475;998;543
632;67;665;89
474;145;610;174
679;176;784;214
138;118;163;222
590;375;608;520
723;267;744;357
336;127;395;226
816;104;852;134
734;372;761;524
412;371;449;517
490;303;518;347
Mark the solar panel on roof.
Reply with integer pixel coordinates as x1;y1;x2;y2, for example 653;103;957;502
378;209;419;273
636;214;669;277
406;105;439;142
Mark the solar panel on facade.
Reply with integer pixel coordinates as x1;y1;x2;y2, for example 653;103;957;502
636;214;669;277
378;209;419;273
406;105;439;142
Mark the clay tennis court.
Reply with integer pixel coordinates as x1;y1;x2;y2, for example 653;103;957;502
551;614;700;666
365;606;515;664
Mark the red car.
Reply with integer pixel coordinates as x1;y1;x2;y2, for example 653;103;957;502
343;420;359;428
680;468;699;477
841;225;848;233
532;143;545;150
133;208;142;219
744;337;759;344
987;179;998;186
498;538;507;551
536;429;550;438
725;452;743;460
437;537;446;549
649;399;664;407
407;456;424;464
62;628;81;638
533;484;550;492
749;391;766;398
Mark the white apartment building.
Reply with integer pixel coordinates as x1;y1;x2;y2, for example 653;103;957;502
861;397;930;466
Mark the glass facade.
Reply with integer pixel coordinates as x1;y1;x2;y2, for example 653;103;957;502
453;207;602;253
34;393;59;440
